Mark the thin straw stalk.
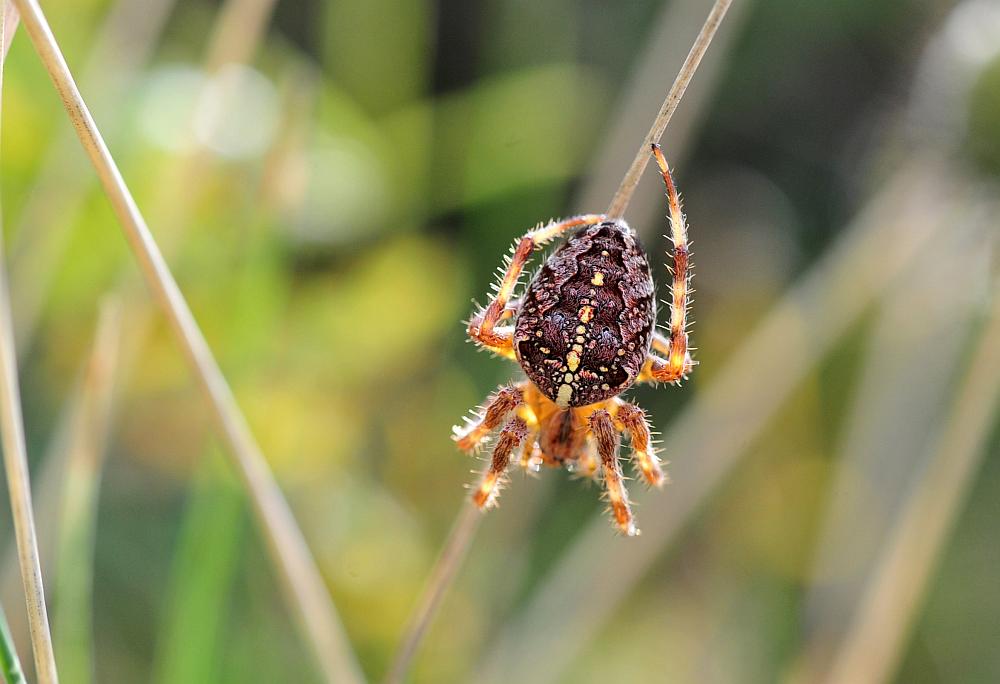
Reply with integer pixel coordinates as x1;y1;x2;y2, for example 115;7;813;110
384;501;482;684
9;0;176;352
7;0;363;681
605;0;732;218
1;2;15;59
0;4;58;682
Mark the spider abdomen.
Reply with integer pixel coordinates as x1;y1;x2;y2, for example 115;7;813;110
514;220;655;408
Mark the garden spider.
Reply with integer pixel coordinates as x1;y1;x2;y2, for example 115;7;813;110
454;144;694;536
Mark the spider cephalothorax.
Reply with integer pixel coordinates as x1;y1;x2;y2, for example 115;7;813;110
454;145;694;535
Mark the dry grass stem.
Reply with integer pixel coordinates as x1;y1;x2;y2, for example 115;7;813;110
0;5;58;682
8;0;175;351
0;384;74;658
820;288;1000;684
1;2;16;59
8;0;363;681
384;501;482;684
578;0;747;231
204;0;278;72
9;0;274;353
605;0;733;218
476;158;956;684
53;301;121;682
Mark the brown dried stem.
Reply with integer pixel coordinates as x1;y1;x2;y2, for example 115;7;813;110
1;2;16;59
384;501;482;684
9;0;176;351
0;5;58;682
7;0;363;681
605;0;732;219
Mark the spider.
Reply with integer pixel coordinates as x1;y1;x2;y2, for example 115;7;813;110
453;144;694;536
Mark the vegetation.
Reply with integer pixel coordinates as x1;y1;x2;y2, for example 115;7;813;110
0;0;996;682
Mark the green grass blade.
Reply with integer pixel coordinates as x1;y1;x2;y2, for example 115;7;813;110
153;452;245;684
0;603;25;684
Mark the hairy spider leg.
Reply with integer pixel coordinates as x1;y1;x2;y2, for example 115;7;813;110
471;416;529;508
453;385;524;452
467;214;607;358
613;400;665;487
589;409;637;536
643;144;694;384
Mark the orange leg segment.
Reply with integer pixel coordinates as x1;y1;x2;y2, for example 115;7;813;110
646;144;693;384
471;416;529;509
467;214;607;357
614;401;665;487
453;385;524;452
589;409;637;536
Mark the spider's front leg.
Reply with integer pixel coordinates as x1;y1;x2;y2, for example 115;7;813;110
467;214;606;358
471;417;529;508
589;409;638;536
643;144;695;384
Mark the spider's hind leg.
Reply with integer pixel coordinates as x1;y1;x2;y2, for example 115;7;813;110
589;409;638;536
614;400;666;487
471;417;529;508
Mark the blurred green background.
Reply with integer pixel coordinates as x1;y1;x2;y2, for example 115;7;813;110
0;0;998;682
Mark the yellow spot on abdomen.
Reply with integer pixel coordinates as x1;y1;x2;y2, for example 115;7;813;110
556;384;573;407
579;305;594;323
591;272;605;286
567;350;580;371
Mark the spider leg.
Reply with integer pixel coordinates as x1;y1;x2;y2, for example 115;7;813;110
613;400;665;487
453;384;525;452
589;409;638;536
643;144;694;384
471;416;529;508
467;214;607;357
639;332;695;383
